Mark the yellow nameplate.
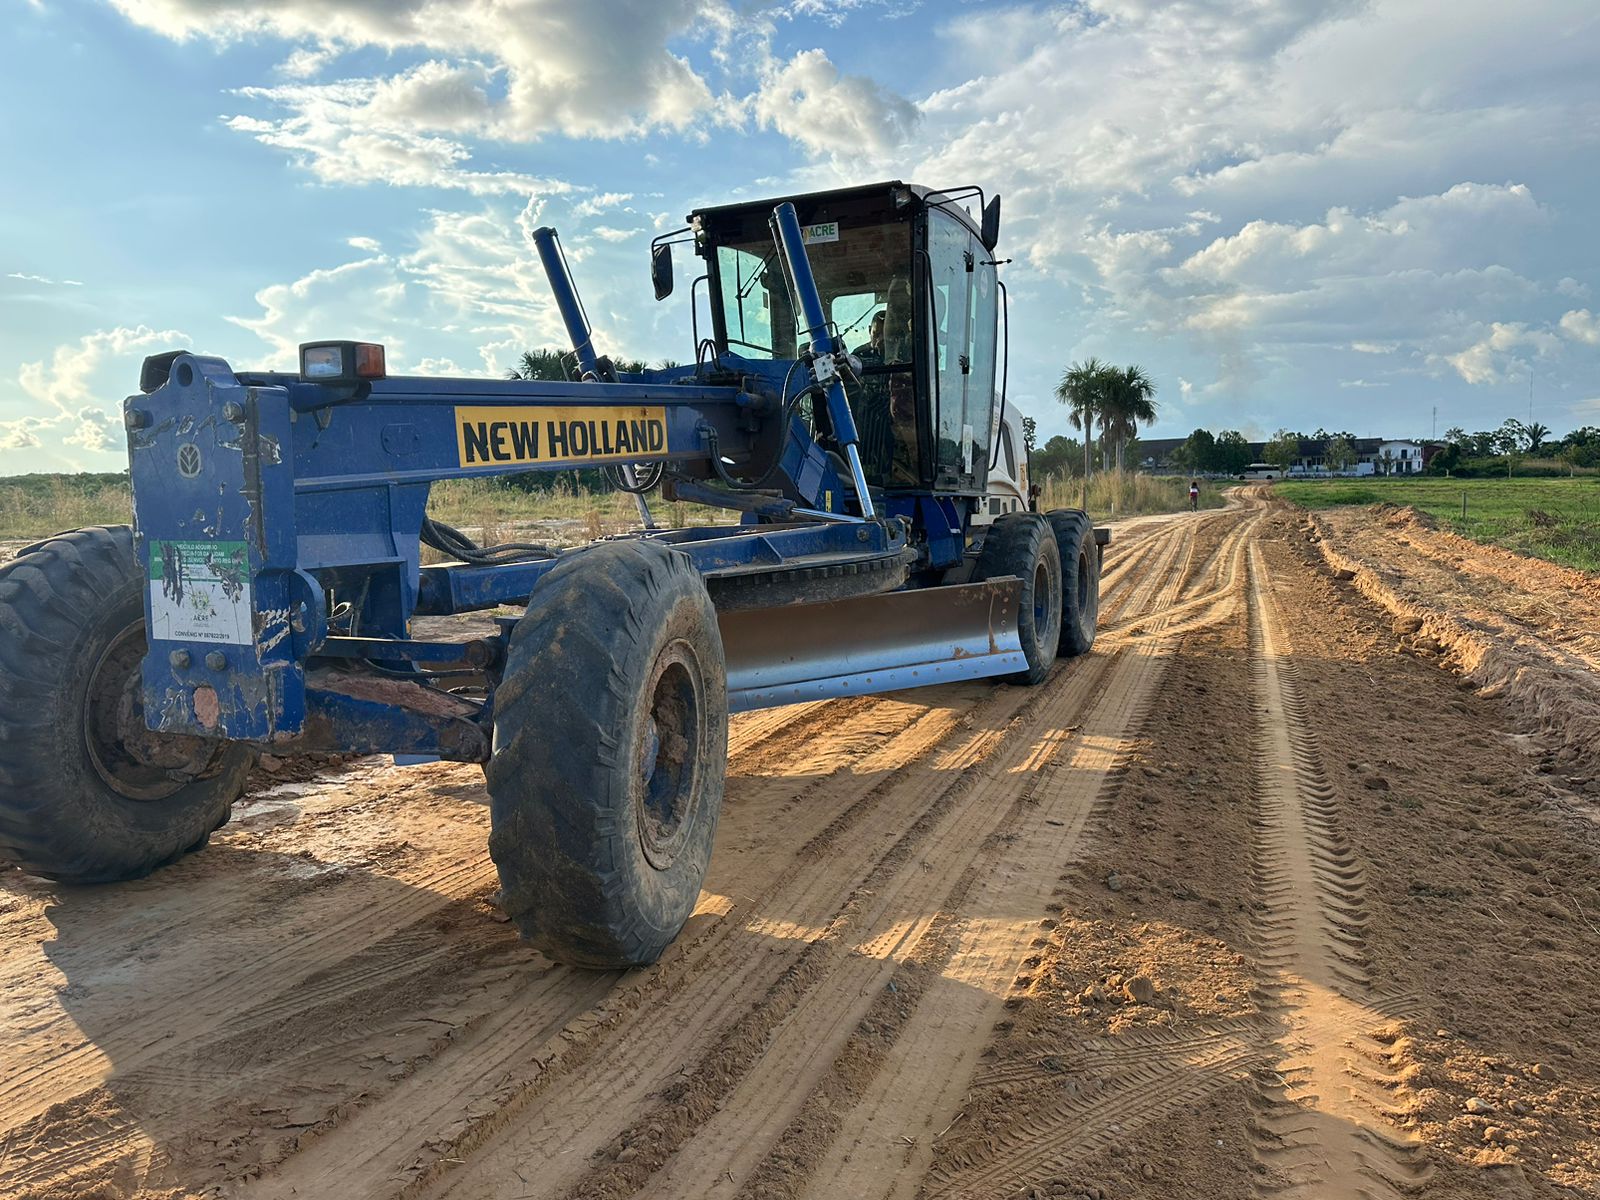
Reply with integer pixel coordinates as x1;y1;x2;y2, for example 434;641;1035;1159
455;405;668;466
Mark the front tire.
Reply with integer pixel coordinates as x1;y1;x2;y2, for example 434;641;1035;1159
486;540;729;969
1047;509;1101;656
974;513;1062;685
0;526;253;883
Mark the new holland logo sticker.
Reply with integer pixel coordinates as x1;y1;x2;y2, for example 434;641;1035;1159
176;443;203;478
454;406;669;467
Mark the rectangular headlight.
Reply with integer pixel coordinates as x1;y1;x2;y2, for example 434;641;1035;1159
299;341;386;384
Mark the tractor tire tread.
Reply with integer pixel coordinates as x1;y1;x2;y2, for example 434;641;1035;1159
1046;509;1100;656
974;512;1063;685
486;539;728;969
0;525;251;883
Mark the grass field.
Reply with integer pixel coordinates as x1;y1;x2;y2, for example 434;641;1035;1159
1276;476;1600;573
0;475;131;540
2;469;1212;543
1038;471;1226;520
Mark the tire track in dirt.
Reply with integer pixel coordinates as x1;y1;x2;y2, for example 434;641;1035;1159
893;508;1260;1200
633;649;1130;1200
419;514;1224;1200
631;649;1125;1200
1094;522;1180;615
244;690;1029;1200
796;518;1220;1200
923;1022;1269;1198
1102;505;1263;644
413;668;1105;1200
1243;543;1431;1200
0;698;868;1198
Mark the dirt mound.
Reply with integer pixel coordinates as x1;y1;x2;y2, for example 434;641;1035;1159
1307;509;1600;785
1370;501;1440;531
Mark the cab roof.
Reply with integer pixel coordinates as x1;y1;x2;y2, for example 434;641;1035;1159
687;181;986;240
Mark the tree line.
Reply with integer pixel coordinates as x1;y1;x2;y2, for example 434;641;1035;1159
1433;419;1600;473
1162;419;1600;479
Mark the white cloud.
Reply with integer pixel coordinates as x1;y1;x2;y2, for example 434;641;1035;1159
226;72;571;196
753;49;918;157
114;0;726;141
18;325;185;417
590;225;640;243
1557;277;1590;299
3;326;185;463
277;44;339;79
1443;321;1561;385
225;197;584;377
62;407;119;453
227;253;413;369
6;271;83;286
0;418;45;451
1559;308;1600;345
898;0;1600;431
1169;184;1542;294
574;192;634;217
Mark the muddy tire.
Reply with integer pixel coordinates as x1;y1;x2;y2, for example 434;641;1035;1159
0;526;253;883
975;513;1063;685
486;540;729;969
1047;509;1100;656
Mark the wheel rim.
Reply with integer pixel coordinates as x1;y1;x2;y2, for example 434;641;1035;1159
634;640;703;871
1032;560;1051;632
83;623;226;801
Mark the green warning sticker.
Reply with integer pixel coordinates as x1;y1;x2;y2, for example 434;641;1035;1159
148;540;252;645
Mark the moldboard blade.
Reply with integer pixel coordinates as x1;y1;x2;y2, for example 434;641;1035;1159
719;578;1026;712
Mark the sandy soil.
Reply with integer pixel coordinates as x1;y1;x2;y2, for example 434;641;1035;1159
2;493;1598;1199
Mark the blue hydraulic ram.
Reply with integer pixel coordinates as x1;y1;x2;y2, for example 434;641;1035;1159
0;180;1109;969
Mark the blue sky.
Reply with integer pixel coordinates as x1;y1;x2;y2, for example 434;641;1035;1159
4;0;1599;473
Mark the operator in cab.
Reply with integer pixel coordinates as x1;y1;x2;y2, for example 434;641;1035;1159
851;300;918;487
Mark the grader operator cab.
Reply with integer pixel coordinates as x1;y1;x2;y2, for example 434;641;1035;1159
676;182;1008;502
0;181;1106;970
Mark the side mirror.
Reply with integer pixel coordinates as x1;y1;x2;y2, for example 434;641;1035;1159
980;194;1002;252
651;243;674;301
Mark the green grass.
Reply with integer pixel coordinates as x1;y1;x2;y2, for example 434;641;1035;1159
0;475;132;539
1276;476;1600;573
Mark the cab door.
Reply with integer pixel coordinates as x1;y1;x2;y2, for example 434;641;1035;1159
923;209;997;494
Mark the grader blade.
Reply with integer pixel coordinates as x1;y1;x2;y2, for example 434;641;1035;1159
719;578;1026;712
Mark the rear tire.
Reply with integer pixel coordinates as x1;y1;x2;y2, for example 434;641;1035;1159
486;540;729;969
1047;509;1100;656
0;526;253;883
974;513;1062;685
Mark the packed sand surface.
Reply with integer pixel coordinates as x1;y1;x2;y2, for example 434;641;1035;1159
3;490;1598;1199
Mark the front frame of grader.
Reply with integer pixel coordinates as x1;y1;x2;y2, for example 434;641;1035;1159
122;194;1036;764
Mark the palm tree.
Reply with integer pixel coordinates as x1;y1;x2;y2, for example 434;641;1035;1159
508;348;571;381
1523;421;1551;454
1055;357;1112;484
1100;365;1158;472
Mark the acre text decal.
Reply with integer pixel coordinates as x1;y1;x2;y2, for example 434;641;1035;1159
455;406;668;467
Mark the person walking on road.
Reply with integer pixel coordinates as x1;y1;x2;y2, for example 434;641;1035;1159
1188;479;1200;512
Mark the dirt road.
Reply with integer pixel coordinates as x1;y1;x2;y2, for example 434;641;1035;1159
3;494;1598;1199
